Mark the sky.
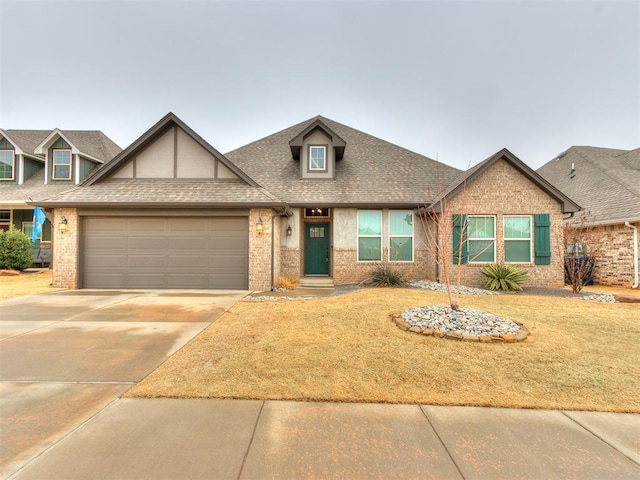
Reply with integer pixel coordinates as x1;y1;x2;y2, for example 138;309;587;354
0;0;638;171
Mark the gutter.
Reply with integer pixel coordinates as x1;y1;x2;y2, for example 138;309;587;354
625;222;639;289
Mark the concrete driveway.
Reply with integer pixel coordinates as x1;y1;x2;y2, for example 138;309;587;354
0;289;247;478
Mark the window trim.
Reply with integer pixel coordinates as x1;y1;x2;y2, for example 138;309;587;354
504;215;533;264
388;210;414;262
52;149;72;180
467;215;496;264
357;210;382;262
22;221;42;242
0;149;15;181
308;145;327;172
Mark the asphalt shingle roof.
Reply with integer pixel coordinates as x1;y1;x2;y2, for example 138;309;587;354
225;116;462;206
35;179;282;207
537;146;640;224
0;169;74;203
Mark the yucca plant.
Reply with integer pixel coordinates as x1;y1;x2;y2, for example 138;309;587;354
480;263;528;291
366;263;404;287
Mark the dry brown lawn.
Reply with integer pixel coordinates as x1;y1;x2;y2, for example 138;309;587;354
127;288;640;412
0;270;64;301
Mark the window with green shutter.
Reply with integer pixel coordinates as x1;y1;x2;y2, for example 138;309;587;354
452;214;468;264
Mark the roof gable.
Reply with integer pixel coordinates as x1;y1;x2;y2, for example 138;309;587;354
83;112;259;187
434;148;580;213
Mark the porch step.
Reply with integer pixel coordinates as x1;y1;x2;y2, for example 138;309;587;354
297;277;335;291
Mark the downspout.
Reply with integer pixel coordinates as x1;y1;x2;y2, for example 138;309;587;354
624;222;639;289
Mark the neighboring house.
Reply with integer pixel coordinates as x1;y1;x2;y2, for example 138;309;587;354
0;128;121;252
538;146;640;288
36;113;578;291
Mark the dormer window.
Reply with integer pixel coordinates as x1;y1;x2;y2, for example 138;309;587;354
0;149;14;180
309;146;327;171
52;149;72;180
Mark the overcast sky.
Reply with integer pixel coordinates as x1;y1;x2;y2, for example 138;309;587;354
1;0;638;170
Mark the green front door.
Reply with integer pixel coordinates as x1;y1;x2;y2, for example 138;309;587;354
304;223;330;275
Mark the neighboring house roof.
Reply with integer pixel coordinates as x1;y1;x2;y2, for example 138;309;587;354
3;129;121;162
0;170;74;204
431;148;581;214
225;115;462;206
537;146;640;224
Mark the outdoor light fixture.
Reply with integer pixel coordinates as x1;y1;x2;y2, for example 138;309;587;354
58;216;68;234
286;225;293;236
256;217;264;233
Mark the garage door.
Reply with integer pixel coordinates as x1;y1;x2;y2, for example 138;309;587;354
82;217;248;289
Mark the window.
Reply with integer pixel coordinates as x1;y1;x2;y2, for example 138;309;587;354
52;149;72;180
358;211;382;261
305;207;330;218
22;222;42;242
0;150;14;180
389;211;413;261
309;146;326;171
504;216;532;263
467;216;495;263
0;210;10;231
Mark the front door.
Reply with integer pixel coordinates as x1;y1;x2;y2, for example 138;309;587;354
304;223;330;275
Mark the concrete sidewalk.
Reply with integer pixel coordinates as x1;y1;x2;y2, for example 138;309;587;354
9;399;640;480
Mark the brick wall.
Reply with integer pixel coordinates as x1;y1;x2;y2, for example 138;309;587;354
51;208;78;289
590;222;639;286
248;208;276;291
332;248;433;284
442;159;566;287
280;248;301;280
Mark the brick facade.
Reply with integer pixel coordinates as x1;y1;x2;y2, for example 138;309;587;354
51;208;78;289
248;208;278;291
441;159;566;287
590;222;639;287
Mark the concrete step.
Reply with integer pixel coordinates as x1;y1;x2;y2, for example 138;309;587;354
297;277;335;290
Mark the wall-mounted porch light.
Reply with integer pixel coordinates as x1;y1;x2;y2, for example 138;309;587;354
58;216;68;234
256;217;264;233
286;225;293;237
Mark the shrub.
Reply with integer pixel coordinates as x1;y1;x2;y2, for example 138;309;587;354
274;276;297;290
480;263;528;291
0;228;33;271
366;263;404;287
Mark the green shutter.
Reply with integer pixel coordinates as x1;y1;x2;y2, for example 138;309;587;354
452;214;468;264
534;213;551;265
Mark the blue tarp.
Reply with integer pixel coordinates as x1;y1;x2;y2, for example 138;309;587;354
32;206;46;243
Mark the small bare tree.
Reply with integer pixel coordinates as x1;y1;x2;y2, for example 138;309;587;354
563;212;603;294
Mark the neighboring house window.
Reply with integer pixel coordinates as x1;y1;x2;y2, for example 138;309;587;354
358;210;382;261
52;149;72;180
504;215;532;263
22;222;41;242
0;149;14;180
467;216;495;263
309;146;326;171
389;211;413;261
0;210;10;231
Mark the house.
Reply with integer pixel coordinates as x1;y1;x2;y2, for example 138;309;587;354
538;146;640;288
36;113;579;291
0;128;121;258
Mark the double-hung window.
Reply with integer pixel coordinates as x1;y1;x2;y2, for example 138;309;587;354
357;211;382;261
504;215;532;263
52;149;72;180
0;150;14;180
389;211;413;261
467;216;495;263
309;146;326;171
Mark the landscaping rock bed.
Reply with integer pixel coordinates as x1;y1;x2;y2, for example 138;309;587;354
392;306;529;343
406;280;499;295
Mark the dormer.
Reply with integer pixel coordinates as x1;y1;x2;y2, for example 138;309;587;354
35;129;108;185
289;119;346;179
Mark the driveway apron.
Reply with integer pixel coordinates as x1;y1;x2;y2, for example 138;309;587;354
0;290;246;478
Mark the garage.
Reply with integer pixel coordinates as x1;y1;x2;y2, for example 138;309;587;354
81;216;249;289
